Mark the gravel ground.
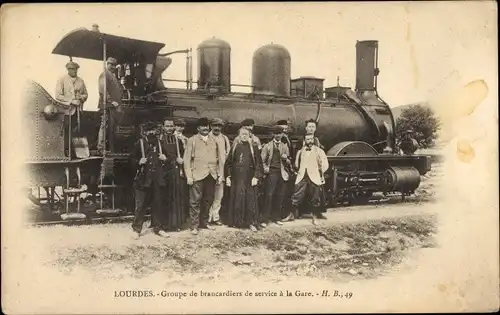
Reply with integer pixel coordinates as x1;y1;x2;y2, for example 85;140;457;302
28;204;437;284
23;163;442;284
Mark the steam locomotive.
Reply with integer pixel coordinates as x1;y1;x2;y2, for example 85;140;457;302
23;25;431;221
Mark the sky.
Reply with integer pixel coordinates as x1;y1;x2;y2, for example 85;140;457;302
2;2;497;113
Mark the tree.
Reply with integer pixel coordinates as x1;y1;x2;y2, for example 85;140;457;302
395;104;440;149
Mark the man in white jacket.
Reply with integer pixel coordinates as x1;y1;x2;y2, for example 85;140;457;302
289;133;329;225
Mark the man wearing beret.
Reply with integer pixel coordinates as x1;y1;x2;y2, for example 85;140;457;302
183;117;224;235
131;121;169;239
208;118;230;226
97;57;124;153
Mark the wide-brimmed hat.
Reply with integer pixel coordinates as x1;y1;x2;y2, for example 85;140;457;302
142;121;157;131
197;117;210;126
241;118;255;126
271;125;283;134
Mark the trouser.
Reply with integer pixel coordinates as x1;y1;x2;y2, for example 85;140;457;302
189;175;216;229
132;184;163;234
290;174;322;217
208;181;224;222
97;107;123;152
282;173;296;217
64;113;79;157
261;170;286;223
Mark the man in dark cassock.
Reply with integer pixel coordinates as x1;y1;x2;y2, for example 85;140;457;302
161;118;188;231
234;118;262;151
224;127;264;232
131;122;169;239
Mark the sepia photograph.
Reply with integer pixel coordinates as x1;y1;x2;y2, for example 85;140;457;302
1;2;498;314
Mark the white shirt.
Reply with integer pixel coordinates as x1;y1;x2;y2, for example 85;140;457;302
295;146;329;186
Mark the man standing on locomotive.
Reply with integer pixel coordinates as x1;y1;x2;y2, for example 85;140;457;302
55;60;89;109
288;133;329;225
97;57;124;153
183;117;224;235
131;122;169;239
397;129;419;155
55;60;89;156
208;118;230;226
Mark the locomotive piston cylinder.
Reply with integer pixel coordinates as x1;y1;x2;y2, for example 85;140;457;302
384;166;421;192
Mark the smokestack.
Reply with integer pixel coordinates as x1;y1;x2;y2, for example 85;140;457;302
355;40;379;92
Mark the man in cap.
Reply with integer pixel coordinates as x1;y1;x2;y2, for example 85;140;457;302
276;119;297;221
55;60;88;109
97;57;124;153
55;61;89;157
208;118;230;225
174;118;188;147
131;121;169;239
398;129;419;155
234;118;262;150
289;133;329;225
260;125;291;227
183;117;224;235
276;119;293;155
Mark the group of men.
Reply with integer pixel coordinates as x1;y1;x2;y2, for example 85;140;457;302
130;116;330;238
54;58;419;239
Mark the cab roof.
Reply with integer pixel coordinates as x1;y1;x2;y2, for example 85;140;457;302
52;27;166;63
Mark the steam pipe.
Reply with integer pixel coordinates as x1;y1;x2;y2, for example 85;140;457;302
158;49;190;57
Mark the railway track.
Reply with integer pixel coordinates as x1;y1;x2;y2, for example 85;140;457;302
26;162;444;228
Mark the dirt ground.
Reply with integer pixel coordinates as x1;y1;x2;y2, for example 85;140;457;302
27;204;437;286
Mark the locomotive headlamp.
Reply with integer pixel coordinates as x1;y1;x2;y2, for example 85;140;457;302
42;104;58;120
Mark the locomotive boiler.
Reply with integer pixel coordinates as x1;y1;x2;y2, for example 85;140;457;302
23;25;432;222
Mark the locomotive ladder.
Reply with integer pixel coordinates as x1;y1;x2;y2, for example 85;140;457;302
95;157;123;216
94;38;122;216
60;166;87;221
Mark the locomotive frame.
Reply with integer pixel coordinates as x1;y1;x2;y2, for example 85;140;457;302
23;25;433;223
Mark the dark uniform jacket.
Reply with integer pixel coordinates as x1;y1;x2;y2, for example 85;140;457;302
131;136;168;189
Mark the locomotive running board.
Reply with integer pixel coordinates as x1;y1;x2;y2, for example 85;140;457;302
326;154;432;162
96;208;123;215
